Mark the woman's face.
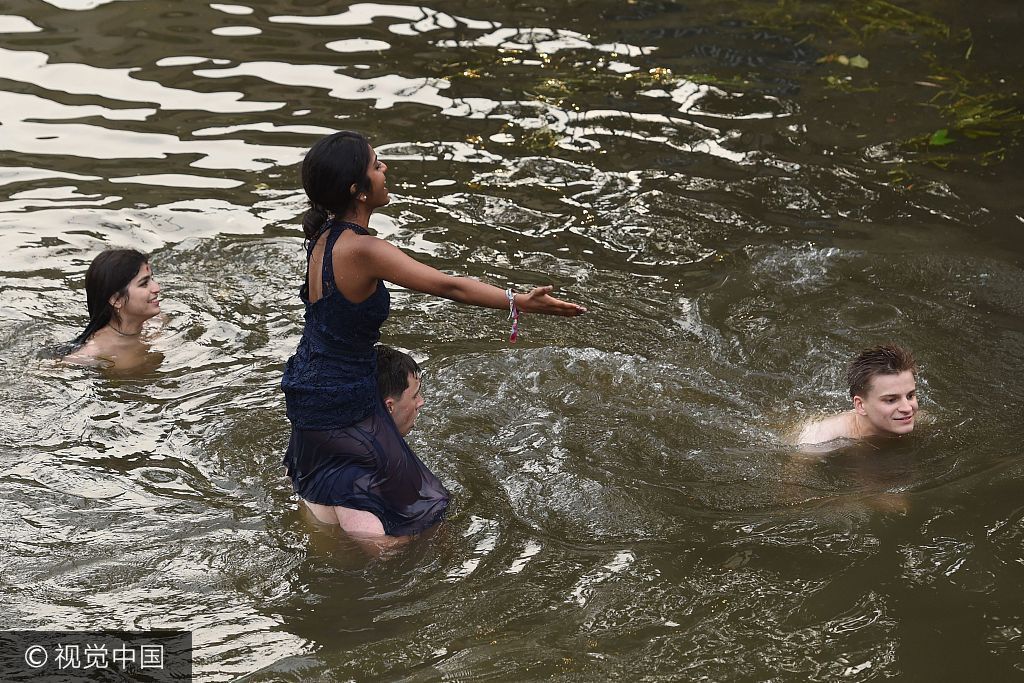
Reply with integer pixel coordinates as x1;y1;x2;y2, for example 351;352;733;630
364;146;389;209
112;262;161;322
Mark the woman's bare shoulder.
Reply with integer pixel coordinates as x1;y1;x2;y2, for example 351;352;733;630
63;344;112;368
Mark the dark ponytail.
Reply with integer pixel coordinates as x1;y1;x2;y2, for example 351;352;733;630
300;130;373;241
69;249;149;349
301;205;331;242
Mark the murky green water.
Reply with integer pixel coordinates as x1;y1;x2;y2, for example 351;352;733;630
2;0;1023;679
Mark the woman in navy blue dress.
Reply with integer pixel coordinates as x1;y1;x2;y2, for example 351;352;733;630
282;131;586;539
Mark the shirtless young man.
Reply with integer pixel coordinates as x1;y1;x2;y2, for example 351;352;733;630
796;344;919;446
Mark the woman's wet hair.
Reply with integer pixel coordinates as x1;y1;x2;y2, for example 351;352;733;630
69;249;149;349
301;130;372;241
846;344;917;398
376;345;421;401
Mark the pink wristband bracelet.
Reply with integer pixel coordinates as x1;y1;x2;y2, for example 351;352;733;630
505;288;519;343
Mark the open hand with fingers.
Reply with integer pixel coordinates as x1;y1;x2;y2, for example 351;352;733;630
515;285;587;317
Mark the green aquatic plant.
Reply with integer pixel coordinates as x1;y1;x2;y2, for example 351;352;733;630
523;64;681;106
936;89;1022;139
440;1;1020;170
520;125;561;152
626;66;677;88
742;0;1021;168
817;54;870;69
838;0;948;40
757;0;949;43
914;85;1023;166
928;128;954;147
529;77;573;107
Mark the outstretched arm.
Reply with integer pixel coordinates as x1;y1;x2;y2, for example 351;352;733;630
361;236;586;316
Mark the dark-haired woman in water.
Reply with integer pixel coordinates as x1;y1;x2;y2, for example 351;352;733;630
282;130;585;539
65;249;162;370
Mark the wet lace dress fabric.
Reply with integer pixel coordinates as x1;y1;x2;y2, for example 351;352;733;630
281;220;449;536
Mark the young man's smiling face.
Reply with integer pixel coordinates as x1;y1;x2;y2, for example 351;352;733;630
854;370;918;437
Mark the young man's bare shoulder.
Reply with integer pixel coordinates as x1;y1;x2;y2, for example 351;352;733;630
795;412;855;446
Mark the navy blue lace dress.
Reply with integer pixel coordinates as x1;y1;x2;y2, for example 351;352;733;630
281;219;449;536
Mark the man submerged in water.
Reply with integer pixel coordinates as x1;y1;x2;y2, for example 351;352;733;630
796;344;919;446
301;345;431;538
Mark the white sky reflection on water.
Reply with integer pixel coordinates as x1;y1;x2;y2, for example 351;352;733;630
436;27;656;57
209;3;254;15
270;3;496;33
7;185;108;201
193;62;453;110
0;201;269;271
0;87;302;171
109;174;245;189
0;47;282;113
567;550;636;606
0;189;120;213
376;140;504;164
211;26;262;37
36;0;127;8
192;122;336;137
642;81;794;120
0;120;303;170
325;38;392;53
0;14;42;32
0;167;101;187
156;56;231;67
0;91;155;122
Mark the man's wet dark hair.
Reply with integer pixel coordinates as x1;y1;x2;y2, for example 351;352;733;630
846;344;917;398
376;345;421;401
300;130;372;241
70;249;149;349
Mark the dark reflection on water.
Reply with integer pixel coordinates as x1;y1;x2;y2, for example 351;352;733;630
2;0;1023;680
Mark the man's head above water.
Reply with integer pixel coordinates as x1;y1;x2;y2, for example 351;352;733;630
846;344;918;437
376;345;424;437
795;343;921;447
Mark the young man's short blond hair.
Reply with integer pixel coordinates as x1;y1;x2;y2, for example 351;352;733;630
846;344;917;398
